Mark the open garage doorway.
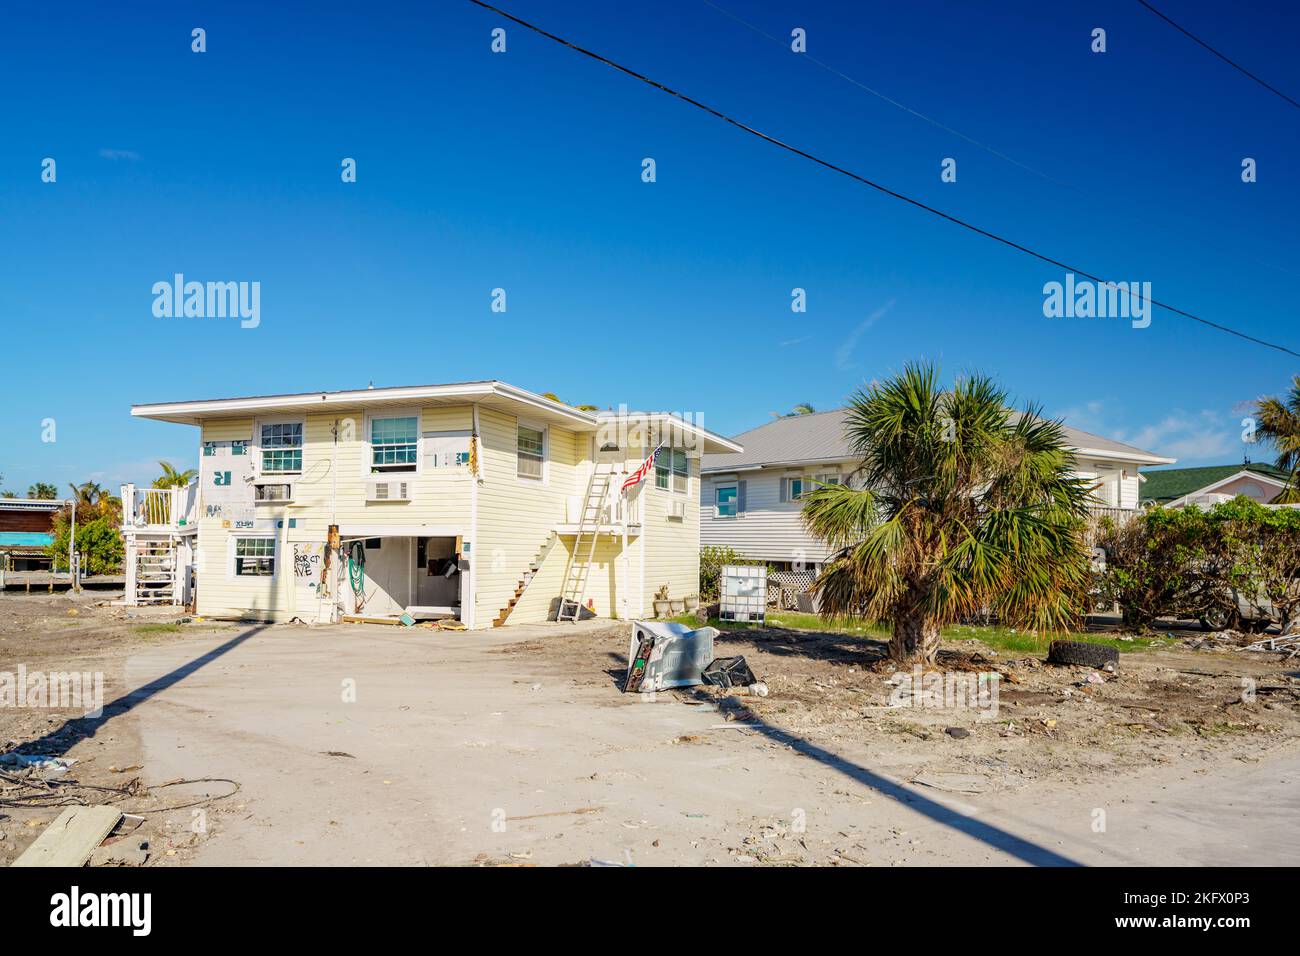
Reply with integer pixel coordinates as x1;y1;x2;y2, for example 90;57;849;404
338;535;466;624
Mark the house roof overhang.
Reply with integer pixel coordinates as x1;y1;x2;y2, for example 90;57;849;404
0;500;66;512
131;381;744;454
1166;469;1290;507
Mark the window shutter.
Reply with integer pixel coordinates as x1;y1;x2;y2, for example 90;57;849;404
737;480;747;515
779;478;787;503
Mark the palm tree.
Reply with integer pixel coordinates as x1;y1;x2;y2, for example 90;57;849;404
27;482;58;499
1254;375;1300;503
67;481;121;518
801;363;1094;666
152;461;198;490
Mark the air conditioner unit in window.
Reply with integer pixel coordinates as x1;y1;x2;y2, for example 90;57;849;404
367;480;410;502
253;483;293;502
669;500;687;520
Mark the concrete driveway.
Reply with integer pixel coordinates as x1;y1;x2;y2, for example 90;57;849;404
121;622;1300;866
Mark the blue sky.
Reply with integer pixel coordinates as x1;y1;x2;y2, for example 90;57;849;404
2;0;1297;494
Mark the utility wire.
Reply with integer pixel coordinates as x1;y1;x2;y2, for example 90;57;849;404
699;0;1070;188
466;0;1300;360
1136;0;1300;111
700;0;1300;281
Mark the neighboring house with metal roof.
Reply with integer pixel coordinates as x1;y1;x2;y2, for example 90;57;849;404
0;498;63;572
699;408;1175;569
1139;462;1290;508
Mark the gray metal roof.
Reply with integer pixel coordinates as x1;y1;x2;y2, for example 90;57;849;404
702;408;1174;472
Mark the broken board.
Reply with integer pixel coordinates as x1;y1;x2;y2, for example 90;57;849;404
12;805;123;867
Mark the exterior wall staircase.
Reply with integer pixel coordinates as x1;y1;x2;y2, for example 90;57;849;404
493;532;560;627
128;537;179;606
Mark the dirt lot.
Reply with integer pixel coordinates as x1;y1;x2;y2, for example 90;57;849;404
2;592;1298;867
505;622;1300;792
0;592;249;866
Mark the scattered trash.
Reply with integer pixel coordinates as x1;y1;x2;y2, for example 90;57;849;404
320;751;356;758
0;753;77;774
398;613;416;627
623;621;717;693
701;656;758;689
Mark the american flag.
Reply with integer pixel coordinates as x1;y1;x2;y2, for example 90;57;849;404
621;444;662;494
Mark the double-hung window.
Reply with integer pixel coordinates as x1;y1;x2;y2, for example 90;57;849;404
715;483;738;518
654;448;688;493
234;537;276;576
260;422;303;474
517;425;545;479
371;416;419;472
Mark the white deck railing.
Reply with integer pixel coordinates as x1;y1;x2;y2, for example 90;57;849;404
563;488;642;527
121;483;198;532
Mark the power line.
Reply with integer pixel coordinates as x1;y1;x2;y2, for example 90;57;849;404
1136;0;1300;111
466;0;1300;360
698;0;1069;187
700;0;1300;282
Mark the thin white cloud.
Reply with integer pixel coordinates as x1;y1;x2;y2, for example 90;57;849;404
1055;401;1247;465
835;299;895;370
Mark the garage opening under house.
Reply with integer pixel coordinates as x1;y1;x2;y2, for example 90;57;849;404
121;381;741;627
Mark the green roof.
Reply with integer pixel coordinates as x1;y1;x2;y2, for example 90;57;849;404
1141;463;1290;504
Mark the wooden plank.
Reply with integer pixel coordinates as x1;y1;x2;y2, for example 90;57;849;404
12;805;122;867
341;615;402;626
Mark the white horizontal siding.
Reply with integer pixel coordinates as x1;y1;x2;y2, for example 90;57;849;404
700;469;838;565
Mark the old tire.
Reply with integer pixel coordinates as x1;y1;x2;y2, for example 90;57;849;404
1199;607;1235;631
1046;640;1119;671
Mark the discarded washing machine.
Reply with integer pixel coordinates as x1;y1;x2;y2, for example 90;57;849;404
623;621;718;693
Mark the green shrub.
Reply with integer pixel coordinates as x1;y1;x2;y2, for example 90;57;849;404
1097;497;1300;631
47;514;124;576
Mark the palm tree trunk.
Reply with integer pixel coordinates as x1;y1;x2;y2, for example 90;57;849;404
890;612;940;666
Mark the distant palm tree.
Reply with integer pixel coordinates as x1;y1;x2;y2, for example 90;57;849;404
0;491;15;499
27;482;58;499
772;402;817;419
802;363;1093;665
67;481;122;518
152;461;198;490
1254;375;1300;503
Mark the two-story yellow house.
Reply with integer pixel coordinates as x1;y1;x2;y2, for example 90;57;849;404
120;381;740;628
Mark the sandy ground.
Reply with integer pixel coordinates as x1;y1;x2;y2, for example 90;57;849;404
2;593;1297;866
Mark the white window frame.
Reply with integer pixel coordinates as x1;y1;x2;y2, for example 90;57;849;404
255;417;305;477
516;420;548;483
714;481;739;519
366;410;423;476
655;447;689;495
228;533;279;579
812;472;842;490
